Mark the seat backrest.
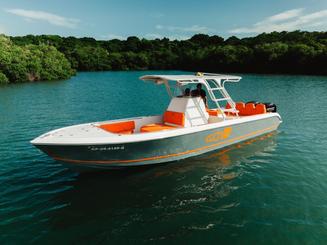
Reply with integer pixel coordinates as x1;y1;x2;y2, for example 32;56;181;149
243;103;256;116
254;104;266;114
226;102;266;116
225;102;245;116
236;102;245;115
164;111;185;127
236;102;245;111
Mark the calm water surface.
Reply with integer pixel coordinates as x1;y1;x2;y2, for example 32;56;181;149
1;71;327;244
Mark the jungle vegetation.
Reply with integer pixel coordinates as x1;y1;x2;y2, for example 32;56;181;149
0;35;74;84
1;31;327;83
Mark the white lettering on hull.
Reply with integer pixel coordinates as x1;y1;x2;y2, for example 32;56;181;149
88;145;125;151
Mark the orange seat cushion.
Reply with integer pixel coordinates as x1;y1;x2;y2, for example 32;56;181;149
242;103;256;116
254;104;267;114
140;123;176;133
225;102;240;116
98;121;135;134
224;102;266;116
207;109;221;116
163;111;185;127
236;102;245;112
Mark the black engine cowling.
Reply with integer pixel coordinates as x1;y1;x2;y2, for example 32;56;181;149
245;101;277;112
263;103;277;112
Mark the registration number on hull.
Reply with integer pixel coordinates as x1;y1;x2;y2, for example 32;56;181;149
88;145;125;151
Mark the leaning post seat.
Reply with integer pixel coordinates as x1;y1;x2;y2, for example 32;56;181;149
98;121;135;134
165;97;209;127
140;97;209;133
140;111;185;133
163;111;185;127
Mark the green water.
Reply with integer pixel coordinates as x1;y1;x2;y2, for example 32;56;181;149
1;71;327;244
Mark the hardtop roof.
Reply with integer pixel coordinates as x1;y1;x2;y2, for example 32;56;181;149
140;73;241;84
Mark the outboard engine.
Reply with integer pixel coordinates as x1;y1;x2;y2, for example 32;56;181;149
264;103;277;112
246;101;277;112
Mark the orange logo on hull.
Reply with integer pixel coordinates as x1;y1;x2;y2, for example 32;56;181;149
205;127;232;143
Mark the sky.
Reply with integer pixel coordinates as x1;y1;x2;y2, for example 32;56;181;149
0;0;327;40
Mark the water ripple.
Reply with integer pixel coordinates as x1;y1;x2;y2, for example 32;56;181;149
1;72;327;244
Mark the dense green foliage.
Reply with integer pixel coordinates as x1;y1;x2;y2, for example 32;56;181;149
0;35;75;84
2;31;327;83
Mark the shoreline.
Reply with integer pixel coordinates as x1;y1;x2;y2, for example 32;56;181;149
2;70;327;86
1;31;327;84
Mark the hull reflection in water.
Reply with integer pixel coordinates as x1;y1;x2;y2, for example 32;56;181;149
41;133;277;243
152;131;278;178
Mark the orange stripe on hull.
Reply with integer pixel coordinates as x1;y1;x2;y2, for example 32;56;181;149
53;124;278;165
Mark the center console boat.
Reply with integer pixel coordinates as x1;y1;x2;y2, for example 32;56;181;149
31;73;282;170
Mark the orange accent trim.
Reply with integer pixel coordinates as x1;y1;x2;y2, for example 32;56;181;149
53;125;278;164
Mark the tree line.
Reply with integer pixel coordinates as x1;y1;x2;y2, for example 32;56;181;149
0;35;75;84
1;31;327;84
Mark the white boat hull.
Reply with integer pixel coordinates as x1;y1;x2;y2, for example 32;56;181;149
32;113;281;170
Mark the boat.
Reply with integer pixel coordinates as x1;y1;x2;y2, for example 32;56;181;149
31;73;282;170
